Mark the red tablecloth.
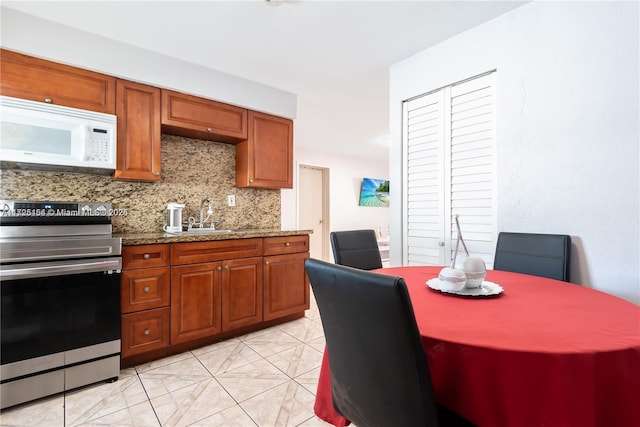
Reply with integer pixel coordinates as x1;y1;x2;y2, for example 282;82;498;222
314;266;640;427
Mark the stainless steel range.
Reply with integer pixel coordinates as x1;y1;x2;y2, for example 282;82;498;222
0;200;122;409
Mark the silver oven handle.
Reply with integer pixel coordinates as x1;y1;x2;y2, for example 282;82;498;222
0;257;122;281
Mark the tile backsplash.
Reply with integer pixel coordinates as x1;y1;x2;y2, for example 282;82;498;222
0;135;280;233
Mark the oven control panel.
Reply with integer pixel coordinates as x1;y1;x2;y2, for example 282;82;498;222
0;200;112;218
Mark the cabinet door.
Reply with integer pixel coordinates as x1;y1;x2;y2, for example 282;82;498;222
263;252;310;321
171;262;222;344
222;257;263;332
236;111;293;189
0;49;116;114
161;90;247;143
113;79;161;182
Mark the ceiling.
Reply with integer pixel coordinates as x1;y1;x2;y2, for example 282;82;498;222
2;0;526;160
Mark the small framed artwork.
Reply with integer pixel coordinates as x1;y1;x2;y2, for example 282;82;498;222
359;178;389;207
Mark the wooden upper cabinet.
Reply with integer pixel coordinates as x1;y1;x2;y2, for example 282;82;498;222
236;111;293;189
161;90;247;143
113;80;162;182
0;49;116;114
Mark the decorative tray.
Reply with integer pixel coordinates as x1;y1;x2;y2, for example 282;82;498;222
426;278;504;298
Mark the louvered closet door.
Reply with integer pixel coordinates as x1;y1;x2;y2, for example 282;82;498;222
403;72;496;267
403;91;446;265
449;73;496;266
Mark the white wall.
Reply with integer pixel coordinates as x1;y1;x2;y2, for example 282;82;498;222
0;7;296;118
282;96;390;239
390;1;639;304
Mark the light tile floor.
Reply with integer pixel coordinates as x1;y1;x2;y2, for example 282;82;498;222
0;294;332;427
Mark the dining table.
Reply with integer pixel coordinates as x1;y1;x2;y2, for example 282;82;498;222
314;266;640;427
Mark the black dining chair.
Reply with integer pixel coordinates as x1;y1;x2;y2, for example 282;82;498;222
329;229;383;270
493;232;572;282
304;258;474;427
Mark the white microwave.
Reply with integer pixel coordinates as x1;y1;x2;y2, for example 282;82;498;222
0;96;117;175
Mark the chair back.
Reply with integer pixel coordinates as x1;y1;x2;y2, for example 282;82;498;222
304;258;439;427
329;229;383;270
494;232;571;281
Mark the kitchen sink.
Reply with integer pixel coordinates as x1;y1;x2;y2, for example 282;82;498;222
167;228;235;235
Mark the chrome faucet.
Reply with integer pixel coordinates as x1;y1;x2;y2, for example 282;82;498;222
199;199;214;229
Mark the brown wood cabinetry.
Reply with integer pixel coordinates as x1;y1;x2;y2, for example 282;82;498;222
120;235;309;367
0;49;116;114
2;50;295;187
113;80;162;182
161;90;248;143
236;111;294;189
222;257;263;331
121;308;170;358
122;244;170;269
171;262;222;344
171;239;264;340
121;244;171;358
263;236;310;320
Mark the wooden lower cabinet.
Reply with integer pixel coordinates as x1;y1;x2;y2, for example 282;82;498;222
121;267;170;313
121;244;171;359
171;262;222;344
263;252;310;321
121;235;309;366
222;257;263;331
121;308;170;358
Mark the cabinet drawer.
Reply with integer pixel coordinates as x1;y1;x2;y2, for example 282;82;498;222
122;244;170;269
121;308;170;358
171;238;262;265
121;267;170;313
263;235;309;256
0;49;116;114
161;90;247;143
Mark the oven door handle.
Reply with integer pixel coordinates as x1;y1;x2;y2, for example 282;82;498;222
0;257;122;280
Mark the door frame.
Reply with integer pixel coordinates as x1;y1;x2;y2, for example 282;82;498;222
297;162;330;261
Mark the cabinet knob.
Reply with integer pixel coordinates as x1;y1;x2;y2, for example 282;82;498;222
265;261;269;265
217;266;222;271
207;127;212;132
285;242;290;247
143;286;150;293
154;171;161;176
143;253;150;259
44;97;53;103
249;179;254;183
144;329;150;336
224;265;229;269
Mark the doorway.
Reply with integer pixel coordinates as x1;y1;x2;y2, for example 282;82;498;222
298;164;330;261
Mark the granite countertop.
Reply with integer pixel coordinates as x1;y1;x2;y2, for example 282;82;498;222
115;228;313;245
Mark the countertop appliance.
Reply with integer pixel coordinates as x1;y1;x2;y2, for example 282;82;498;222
0;200;122;409
0;96;117;174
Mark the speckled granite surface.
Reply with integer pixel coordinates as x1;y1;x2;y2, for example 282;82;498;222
117;228;312;246
0;135;281;233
